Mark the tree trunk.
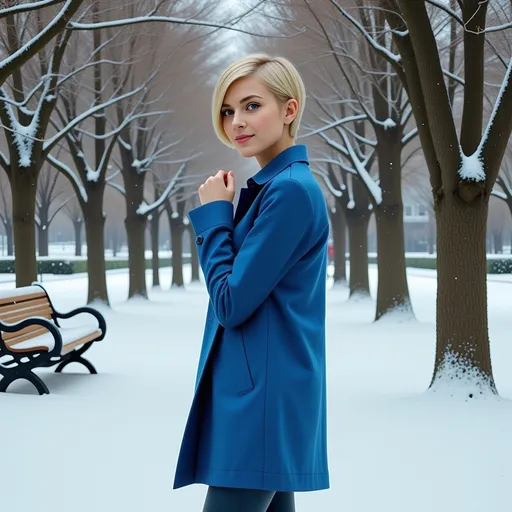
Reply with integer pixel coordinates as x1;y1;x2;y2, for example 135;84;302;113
188;224;200;282
37;224;49;257
330;204;347;285
112;230;119;257
374;205;412;318
12;172;38;286
427;215;436;254
6;219;13;257
150;212;160;288
83;201;109;305
125;215;148;299
346;213;370;299
74;220;83;256
493;231;503;254
171;226;184;287
374;137;413;320
431;197;494;392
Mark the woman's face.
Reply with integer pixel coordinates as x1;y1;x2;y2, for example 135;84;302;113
221;75;297;167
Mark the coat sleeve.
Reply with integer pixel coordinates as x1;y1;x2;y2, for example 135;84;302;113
188;180;314;328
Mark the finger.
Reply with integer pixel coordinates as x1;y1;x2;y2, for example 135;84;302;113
226;172;236;193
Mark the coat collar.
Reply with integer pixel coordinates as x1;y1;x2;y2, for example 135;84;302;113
249;145;309;187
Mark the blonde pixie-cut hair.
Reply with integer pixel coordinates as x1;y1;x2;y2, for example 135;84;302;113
212;53;306;148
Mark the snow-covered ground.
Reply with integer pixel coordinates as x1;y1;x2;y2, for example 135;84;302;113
0;266;511;512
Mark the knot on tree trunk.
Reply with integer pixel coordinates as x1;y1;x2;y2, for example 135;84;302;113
457;181;486;204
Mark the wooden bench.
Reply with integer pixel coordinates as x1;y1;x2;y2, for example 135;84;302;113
0;283;106;395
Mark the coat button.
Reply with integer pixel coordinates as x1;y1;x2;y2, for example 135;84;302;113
196;235;204;245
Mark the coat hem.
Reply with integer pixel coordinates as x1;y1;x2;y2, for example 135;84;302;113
174;467;329;492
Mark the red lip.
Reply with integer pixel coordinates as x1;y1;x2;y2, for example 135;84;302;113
235;135;254;143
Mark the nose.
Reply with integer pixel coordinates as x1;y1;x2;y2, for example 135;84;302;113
232;110;246;129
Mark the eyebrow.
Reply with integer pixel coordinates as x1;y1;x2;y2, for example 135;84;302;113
221;95;263;108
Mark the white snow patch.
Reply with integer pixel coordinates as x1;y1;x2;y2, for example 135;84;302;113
459;150;485;181
382;118;396;130
430;350;495;399
0;266;510;511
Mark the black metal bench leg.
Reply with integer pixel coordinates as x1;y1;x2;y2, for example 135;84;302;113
55;356;97;374
0;372;50;395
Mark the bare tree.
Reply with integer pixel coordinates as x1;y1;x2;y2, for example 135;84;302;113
338;1;512;392
0;0;288;286
312;147;372;299
0;172;13;256
63;196;83;256
35;163;70;256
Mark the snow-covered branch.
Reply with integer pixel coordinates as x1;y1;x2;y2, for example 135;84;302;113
310;156;357;176
425;0;463;25
56;59;128;88
46;154;87;203
106;181;126;196
43;82;147;155
137;163;188;217
0;0;65;18
490;188;508;201
337;128;382;205
300;114;367;138
467;21;512;35
69;12;287;38
319;132;349;158
0;0;82;83
480;56;512;184
311;168;343;198
402;127;418;145
330;1;401;63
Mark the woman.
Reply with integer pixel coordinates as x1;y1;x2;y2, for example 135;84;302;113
173;53;330;512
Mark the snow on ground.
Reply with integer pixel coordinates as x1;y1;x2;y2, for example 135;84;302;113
0;266;511;512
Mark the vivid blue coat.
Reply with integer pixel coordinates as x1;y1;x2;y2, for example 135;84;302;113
173;145;330;492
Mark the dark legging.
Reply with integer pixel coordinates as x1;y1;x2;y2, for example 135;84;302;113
202;486;296;512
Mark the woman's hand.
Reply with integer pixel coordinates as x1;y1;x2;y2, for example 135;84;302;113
199;170;235;205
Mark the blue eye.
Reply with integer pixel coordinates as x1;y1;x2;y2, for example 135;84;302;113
247;103;260;111
221;109;233;117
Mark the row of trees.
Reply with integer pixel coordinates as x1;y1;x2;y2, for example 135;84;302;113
244;0;512;395
0;0;264;303
1;1;512;396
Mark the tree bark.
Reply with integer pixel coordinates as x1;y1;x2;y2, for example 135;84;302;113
492;231;503;254
374;134;413;320
150;212;160;288
330;202;347;285
187;223;200;282
11;171;38;286
73;220;83;256
4;218;14;256
83;200;109;305
166;204;185;288
432;197;494;391
125;214;148;299
37;222;49;256
427;215;436;254
171;225;184;287
346;212;370;299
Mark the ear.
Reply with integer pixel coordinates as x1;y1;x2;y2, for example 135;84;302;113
283;98;299;125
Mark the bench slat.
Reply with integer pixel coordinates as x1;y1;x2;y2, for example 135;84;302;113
0;297;50;314
61;331;101;355
6;326;49;346
0;291;47;306
0;307;53;327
